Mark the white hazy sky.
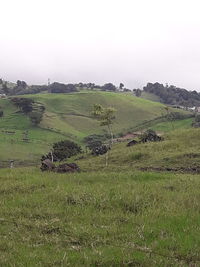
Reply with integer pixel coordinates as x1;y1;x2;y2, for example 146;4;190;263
1;0;200;90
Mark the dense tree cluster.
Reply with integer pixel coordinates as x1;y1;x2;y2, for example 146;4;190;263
49;82;78;93
11;97;45;125
11;97;34;113
17;85;49;95
143;82;200;107
0;78;125;95
77;82;101;89
102;83;117;92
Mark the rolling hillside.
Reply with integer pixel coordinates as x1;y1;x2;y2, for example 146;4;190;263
0;90;192;165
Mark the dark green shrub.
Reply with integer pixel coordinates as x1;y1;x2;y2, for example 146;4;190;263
42;140;82;162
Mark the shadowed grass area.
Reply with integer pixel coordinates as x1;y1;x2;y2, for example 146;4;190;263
0;168;199;266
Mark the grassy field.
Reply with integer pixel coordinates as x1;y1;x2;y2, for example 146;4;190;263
151;118;193;132
0;168;199;266
0;91;193;164
0;128;200;266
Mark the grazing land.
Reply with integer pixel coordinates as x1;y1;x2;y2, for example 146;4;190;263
0;89;199;266
77;128;200;172
0;169;199;266
0;128;200;266
0;91;192;164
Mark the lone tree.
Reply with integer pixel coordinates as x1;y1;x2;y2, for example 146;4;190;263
119;83;124;90
92;104;116;145
92;104;116;165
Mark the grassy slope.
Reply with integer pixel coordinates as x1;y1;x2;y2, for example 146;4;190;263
0;128;200;265
0;91;192;164
28;91;167;137
141;91;162;102
0;99;67;165
76;128;200;172
151;118;193;132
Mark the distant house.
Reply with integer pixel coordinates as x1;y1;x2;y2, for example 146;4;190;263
189;107;196;112
195;107;200;113
0;94;6;99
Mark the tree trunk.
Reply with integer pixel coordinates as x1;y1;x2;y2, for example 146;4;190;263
108;124;113;146
50;151;54;162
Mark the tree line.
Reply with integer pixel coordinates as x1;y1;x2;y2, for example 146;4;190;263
143;82;200;107
0;79;132;95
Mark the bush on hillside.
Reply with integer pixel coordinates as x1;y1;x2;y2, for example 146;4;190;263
11;97;34;114
41;140;82;162
84;134;109;156
84;134;106;148
140;129;162;143
91;144;109;156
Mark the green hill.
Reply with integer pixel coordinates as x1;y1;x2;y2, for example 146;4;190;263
0;90;193;165
28;91;168;137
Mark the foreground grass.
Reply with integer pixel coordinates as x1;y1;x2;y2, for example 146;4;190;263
0;168;199;266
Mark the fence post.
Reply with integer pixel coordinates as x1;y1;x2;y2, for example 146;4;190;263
10;160;14;168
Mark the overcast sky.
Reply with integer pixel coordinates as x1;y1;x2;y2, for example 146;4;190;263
1;0;200;90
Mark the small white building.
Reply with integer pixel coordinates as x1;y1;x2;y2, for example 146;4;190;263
0;94;6;99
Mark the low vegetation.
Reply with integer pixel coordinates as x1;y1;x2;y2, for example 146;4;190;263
0;167;199;266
